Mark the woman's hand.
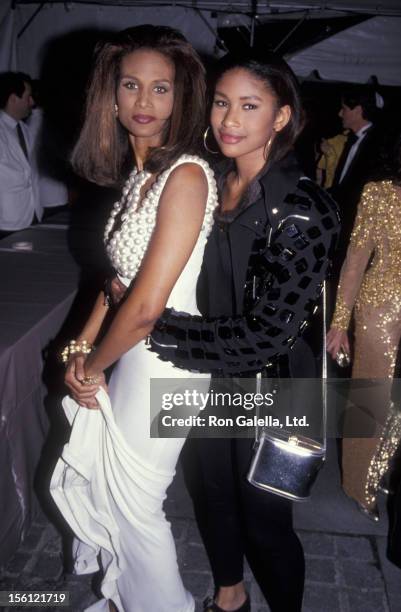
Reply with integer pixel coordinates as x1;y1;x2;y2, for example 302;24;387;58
326;327;350;360
110;276;127;305
64;354;106;409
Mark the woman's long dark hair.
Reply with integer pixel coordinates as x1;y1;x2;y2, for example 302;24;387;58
393;136;401;186
367;132;401;185
71;25;206;186
211;52;304;169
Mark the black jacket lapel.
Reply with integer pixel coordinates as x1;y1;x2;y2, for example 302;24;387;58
228;201;265;313
259;155;302;230
219;154;302;314
341;125;374;184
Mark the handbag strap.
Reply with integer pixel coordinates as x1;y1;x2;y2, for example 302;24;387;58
321;280;327;451
255;281;327;449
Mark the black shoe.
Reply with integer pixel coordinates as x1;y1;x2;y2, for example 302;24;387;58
203;594;250;612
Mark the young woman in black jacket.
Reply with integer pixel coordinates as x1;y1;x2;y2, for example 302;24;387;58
125;54;338;611
148;53;339;612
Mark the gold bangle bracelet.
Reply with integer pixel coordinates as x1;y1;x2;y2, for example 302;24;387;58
81;375;102;386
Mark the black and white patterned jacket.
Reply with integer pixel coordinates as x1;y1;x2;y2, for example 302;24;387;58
149;155;340;376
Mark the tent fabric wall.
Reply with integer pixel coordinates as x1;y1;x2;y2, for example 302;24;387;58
11;3;217;79
288;16;401;86
0;3;17;72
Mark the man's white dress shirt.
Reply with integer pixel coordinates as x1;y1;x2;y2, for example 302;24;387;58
27;108;68;208
339;122;372;184
0;110;43;231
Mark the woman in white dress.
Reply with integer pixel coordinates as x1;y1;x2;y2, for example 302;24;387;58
50;26;217;612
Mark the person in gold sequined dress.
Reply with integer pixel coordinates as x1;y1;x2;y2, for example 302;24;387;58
327;149;401;518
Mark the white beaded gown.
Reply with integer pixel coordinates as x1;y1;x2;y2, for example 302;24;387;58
50;155;217;612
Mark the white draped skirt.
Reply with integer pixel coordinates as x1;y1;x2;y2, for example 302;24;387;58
50;340;206;612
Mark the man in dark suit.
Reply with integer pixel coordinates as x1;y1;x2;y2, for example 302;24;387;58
330;87;382;273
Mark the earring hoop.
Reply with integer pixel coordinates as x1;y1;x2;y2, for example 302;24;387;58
114;103;118;117
263;133;274;160
203;126;219;155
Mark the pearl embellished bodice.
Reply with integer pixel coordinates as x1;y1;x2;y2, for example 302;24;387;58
104;154;218;282
52;164;216;612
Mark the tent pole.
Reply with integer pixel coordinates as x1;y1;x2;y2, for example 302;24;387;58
250;0;257;47
274;10;308;52
17;1;47;39
194;8;228;52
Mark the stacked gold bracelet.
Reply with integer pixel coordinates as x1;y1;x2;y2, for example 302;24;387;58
81;374;102;386
60;339;94;364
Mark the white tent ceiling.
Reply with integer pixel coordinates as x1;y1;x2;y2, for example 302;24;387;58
13;1;401;17
288;16;401;85
1;1;401;84
4;3;218;77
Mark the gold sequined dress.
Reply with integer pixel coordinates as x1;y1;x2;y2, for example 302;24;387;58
332;180;401;509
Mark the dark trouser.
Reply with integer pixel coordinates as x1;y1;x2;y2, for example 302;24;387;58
193;435;305;612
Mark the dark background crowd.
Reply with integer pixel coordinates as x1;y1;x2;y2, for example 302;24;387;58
2;25;401;250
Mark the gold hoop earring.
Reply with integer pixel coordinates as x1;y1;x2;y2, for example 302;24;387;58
203;126;219;155
114;103;119;117
263;134;274;160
